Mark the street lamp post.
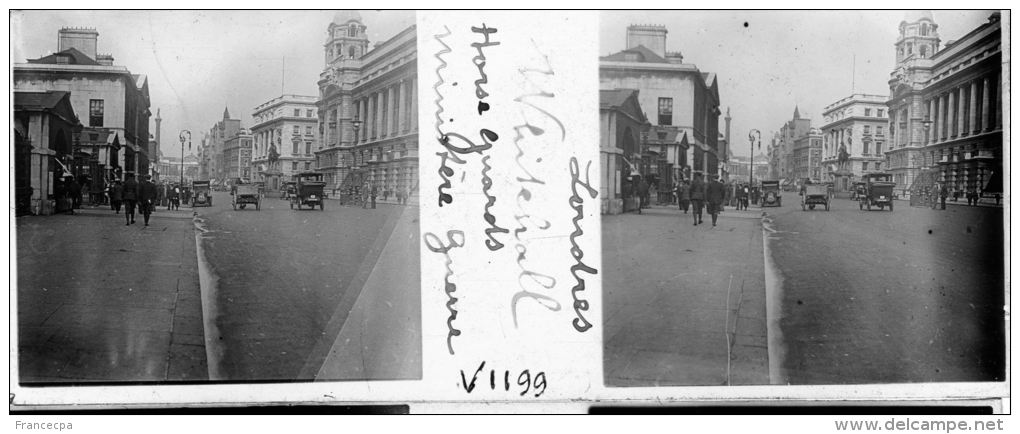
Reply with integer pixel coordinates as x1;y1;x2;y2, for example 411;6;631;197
748;129;761;185
179;130;191;186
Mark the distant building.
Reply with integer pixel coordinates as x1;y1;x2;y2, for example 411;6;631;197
223;130;253;181
157;154;200;184
599;89;648;214
251;95;318;190
600;24;722;187
768;107;812;183
13;27;152;182
885;11;1002;198
315;11;419;199
201;107;242;184
724;153;769;184
13;90;82;215
820;94;890;191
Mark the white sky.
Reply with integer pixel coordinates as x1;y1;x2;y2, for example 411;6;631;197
10;10;415;157
11;10;996;159
599;10;997;156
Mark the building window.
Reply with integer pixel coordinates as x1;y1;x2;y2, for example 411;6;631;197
877;126;883;135
292;162;298;171
306;109;313;117
293;126;300;135
657;97;673;126
89;99;104;127
292;142;299;155
876;142;883;155
294;109;301;117
305;126;313;135
305;142;311;155
864;125;871;135
348;26;357;37
877;109;884;118
863;140;870;155
875;162;881;171
862;162;869;171
865;108;872;117
305;162;311;170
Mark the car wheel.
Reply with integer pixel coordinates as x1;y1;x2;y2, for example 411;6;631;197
240;204;246;209
809;205;815;210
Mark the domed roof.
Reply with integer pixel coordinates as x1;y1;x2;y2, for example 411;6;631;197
904;10;934;23
333;10;362;25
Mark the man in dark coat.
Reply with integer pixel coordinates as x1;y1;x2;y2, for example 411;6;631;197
706;175;726;227
122;173;139;225
689;173;706;225
110;180;124;213
138;175;158;226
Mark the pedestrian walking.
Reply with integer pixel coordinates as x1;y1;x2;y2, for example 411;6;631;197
139;175;158;226
689;173;705;225
706;175;726;227
649;183;658;206
122;173;139;225
169;184;181;210
676;181;690;213
370;184;378;209
636;177;649;214
68;175;82;210
939;183;948;210
110;180;123;213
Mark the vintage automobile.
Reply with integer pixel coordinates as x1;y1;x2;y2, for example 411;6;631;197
232;182;261;211
191;180;213;207
850;181;867;201
859;173;896;211
280;181;297;199
800;183;830;211
290;172;326;210
760;180;782;207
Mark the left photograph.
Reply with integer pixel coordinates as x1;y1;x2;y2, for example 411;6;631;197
12;10;422;383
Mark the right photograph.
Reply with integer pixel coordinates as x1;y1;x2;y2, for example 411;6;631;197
599;10;1006;386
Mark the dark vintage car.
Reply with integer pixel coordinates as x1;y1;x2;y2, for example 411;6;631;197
290;172;326;210
760;180;782;207
850;181;867;201
191;180;213;207
859;173;895;211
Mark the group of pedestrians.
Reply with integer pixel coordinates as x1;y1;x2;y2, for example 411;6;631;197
662;173;728;226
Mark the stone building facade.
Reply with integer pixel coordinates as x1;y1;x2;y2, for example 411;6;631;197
314;11;418;199
886;11;1003;198
251;95;318;190
600;24;721;187
820;94;890;191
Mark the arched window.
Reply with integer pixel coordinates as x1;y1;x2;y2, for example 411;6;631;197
349;46;356;58
921;23;928;35
919;45;928;58
906;43;912;54
348;26;357;37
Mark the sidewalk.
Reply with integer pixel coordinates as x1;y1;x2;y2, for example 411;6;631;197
602;204;769;386
16;209;207;382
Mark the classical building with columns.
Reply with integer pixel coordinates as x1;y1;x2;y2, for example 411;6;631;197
885;11;1002;198
314;11;418;198
250;95;318;190
820;94;890;191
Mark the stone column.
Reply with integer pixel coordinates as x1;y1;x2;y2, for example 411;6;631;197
928;98;936;144
969;81;979;134
942;89;950;138
410;78;418;129
389;84;398;135
981;77;990;131
995;71;1002;129
377;91;385;138
939;93;947;141
957;86;966;136
397;80;407;133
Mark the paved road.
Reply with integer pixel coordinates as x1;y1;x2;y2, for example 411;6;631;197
195;191;420;381
765;197;1005;384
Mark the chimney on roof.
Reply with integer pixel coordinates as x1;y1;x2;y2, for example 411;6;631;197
96;53;114;66
58;27;99;60
626;24;668;59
